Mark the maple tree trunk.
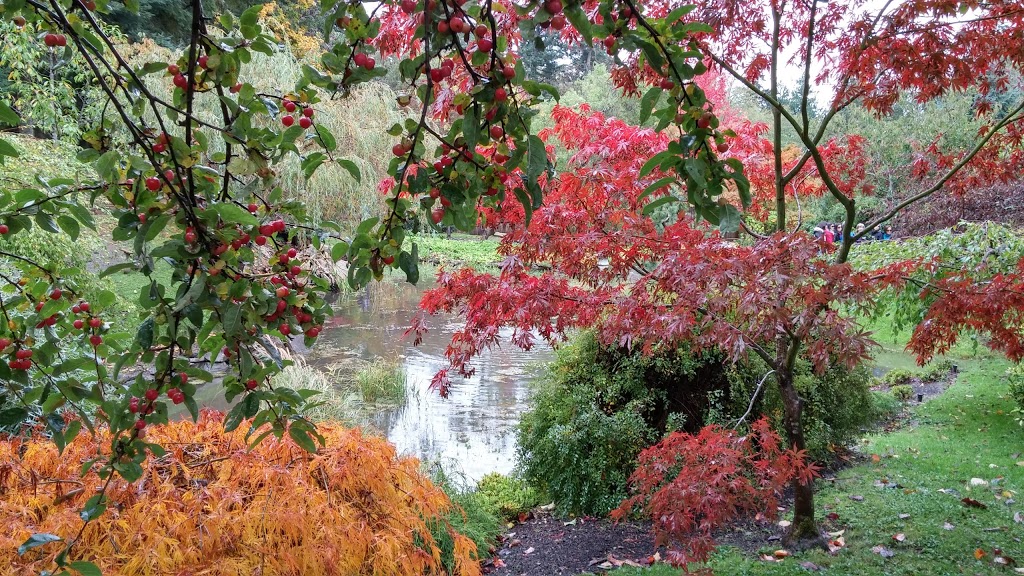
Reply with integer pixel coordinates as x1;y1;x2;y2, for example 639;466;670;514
776;366;825;549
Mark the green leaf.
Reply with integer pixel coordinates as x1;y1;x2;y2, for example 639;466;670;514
112;461;143;482
462;105;479;153
69;561;102;576
95;150;120;183
398;243;419;284
0;138;19;163
719;204;742;233
356;217;379;235
665;4;696;23
134;317;154;350
208;203;259;227
314;124;337;151
639;151;673;179
526;135;547;180
18;533;62;555
57;215;80;241
337;159;360;183
301;153;326;179
223;303;243;337
239;4;262;26
79;495;107;522
639;87;663;125
642;195;679;216
223;401;246;432
683;158;708;191
99;262;136;278
288;422;318;452
0;406;29;427
0;101;20;125
330;241;349;262
640;176;677;201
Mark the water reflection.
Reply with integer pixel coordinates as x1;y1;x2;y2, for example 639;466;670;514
307;279;551;482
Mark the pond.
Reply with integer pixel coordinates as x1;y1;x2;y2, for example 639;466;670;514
306;279;552;482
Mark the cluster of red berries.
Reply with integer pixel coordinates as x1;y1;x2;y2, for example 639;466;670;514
428;58;456;83
69;299;105;347
281;100;314;129
166;387;185;404
539;0;566;30
5;343;33;371
352;52;377;71
43;33;67;47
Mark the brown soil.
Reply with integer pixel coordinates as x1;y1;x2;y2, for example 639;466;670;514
484;514;661;575
482;511;792;575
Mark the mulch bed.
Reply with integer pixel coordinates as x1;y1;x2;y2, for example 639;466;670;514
483;512;790;576
485;515;661;575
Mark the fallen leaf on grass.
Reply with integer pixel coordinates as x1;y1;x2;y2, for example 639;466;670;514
778;520;792;528
774;550;791;559
827;536;845;554
760;554;778;562
970;478;988;486
893;533;906;543
800;561;822;571
524;547;534;555
962;497;987;509
899;513;911;519
943;522;956;530
975;548;987;560
871;545;895;558
826;512;840;521
995;555;1017;566
849;495;865;502
871;454;881;463
1014;512;1022;524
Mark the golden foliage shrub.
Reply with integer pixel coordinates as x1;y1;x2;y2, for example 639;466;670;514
0;412;480;575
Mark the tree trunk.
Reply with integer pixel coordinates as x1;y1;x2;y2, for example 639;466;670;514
776;368;825;549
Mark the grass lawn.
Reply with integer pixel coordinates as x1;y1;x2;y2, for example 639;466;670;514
612;329;1023;576
411;233;501;270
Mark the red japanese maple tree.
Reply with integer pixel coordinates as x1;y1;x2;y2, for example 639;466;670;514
412;0;1024;559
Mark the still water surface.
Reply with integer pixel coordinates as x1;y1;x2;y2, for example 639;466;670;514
307;281;552;482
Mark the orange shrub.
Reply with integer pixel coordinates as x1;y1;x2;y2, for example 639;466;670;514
0;412;480;575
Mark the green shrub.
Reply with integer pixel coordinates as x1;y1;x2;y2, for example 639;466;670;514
354;359;407;405
891;384;914;402
729;358;877;462
920;360;953;382
475;473;541;522
517;331;730;516
426;465;502;573
883;368;915;386
1007;364;1024;411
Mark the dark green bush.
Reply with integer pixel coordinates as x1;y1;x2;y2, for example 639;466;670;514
475;473;541;521
518;332;880;515
516;332;730;516
728;357;876;461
